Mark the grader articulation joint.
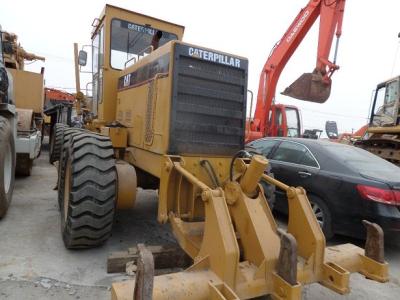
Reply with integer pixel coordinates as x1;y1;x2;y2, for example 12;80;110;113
52;4;390;300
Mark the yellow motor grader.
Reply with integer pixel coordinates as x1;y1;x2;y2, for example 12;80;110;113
53;4;389;300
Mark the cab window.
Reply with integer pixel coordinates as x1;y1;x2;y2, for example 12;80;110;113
271;141;318;168
285;107;301;137
385;80;399;105
372;79;400;126
110;19;178;70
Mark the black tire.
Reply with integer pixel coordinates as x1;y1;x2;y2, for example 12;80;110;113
50;124;82;164
308;195;334;240
16;154;33;176
0;116;16;218
58;131;117;248
56;128;86;208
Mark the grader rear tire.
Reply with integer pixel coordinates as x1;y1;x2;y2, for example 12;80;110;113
59;132;117;248
49;123;67;163
0;116;16;218
49;124;83;164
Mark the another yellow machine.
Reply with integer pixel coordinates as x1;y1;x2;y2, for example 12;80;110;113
355;76;400;165
53;5;389;299
0;24;16;218
2;30;44;175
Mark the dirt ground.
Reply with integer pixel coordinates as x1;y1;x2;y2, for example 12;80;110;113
0;147;399;299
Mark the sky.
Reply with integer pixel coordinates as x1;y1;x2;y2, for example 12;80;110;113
1;0;400;134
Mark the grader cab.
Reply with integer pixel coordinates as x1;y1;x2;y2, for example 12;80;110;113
52;5;389;299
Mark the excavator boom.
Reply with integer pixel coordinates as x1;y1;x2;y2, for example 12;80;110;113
282;0;345;101
250;0;346;140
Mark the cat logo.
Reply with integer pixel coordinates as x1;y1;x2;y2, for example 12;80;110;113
123;73;131;87
188;47;241;68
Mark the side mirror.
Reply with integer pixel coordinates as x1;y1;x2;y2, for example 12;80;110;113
78;50;87;66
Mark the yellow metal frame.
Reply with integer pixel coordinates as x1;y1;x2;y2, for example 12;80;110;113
367;125;400;134
111;156;388;300
101;126;128;148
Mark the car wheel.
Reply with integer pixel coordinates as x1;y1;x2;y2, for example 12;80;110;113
308;195;333;240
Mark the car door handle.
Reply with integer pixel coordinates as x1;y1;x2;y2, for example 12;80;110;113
298;171;312;178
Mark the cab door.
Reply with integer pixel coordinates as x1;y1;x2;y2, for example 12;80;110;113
269;105;301;137
269;105;284;136
283;106;301;137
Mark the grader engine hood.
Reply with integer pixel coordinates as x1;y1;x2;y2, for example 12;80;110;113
117;42;248;156
169;43;248;156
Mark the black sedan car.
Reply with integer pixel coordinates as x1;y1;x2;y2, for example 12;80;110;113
246;137;400;240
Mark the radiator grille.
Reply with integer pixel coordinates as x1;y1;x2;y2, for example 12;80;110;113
169;45;248;156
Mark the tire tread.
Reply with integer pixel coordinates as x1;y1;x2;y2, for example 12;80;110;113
58;131;117;249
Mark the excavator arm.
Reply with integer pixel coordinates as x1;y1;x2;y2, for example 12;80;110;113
249;0;345;141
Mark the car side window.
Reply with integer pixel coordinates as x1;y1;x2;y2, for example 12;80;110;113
271;141;318;168
248;140;279;157
299;149;319;168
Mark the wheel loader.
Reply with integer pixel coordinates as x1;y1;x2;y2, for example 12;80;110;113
53;5;390;299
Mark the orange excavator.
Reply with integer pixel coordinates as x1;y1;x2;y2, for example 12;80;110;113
246;0;346;142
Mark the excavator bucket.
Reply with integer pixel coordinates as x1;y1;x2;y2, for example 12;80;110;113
282;69;331;103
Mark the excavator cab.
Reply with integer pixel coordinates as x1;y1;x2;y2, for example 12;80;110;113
282;69;331;103
270;104;301;137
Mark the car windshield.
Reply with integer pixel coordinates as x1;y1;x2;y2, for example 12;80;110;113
323;143;400;181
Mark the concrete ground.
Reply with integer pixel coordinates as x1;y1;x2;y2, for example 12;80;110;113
0;147;399;299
